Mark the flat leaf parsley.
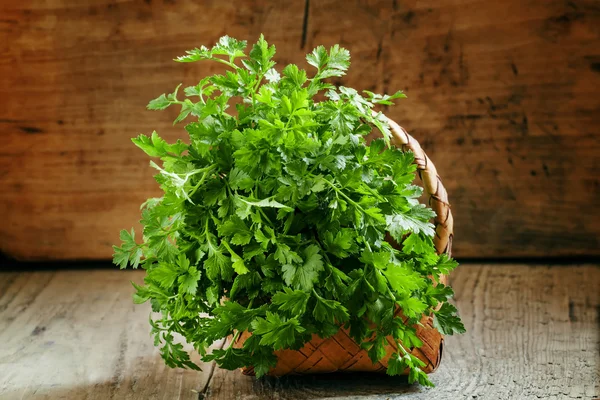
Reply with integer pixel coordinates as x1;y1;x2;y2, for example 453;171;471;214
114;35;464;386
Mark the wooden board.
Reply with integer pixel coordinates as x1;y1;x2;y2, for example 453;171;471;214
0;0;599;260
0;264;598;399
0;269;224;399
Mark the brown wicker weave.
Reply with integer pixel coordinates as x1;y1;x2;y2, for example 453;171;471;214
236;116;454;376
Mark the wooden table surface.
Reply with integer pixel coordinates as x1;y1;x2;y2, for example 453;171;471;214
0;264;598;400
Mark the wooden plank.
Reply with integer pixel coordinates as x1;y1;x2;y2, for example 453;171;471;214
204;264;600;399
0;269;221;400
0;0;599;260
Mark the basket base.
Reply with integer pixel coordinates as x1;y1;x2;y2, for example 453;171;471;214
236;314;443;377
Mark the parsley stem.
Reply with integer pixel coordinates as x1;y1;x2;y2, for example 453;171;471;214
187;164;218;198
258;208;274;226
250;72;265;109
396;341;410;357
319;177;366;213
211;56;240;71
229;298;255;347
283;109;296;131
360;183;386;202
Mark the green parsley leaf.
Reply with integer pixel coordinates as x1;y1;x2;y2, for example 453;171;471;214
112;228;142;269
251;312;306;350
178;265;201;295
433;303;466;335
204;232;234;281
322;229;358;258
313;293;349;324
238;197;294;211
386;205;436;239
251;347;278;378
132;131;188;158
204;346;249;370
223;241;250;275
272;287;310;316
218;216;253;245
282;244;324;291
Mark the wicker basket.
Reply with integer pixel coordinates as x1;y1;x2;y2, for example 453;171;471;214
235;116;454;376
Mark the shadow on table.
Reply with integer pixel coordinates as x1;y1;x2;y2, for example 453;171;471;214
0;373;422;400
209;371;422;399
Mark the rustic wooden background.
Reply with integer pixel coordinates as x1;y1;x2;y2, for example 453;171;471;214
1;0;599;261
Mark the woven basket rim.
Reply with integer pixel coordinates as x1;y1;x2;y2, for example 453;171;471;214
382;115;454;256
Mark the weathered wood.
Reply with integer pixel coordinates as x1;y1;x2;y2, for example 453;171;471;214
303;0;600;258
0;270;222;399
1;0;599;260
0;264;598;399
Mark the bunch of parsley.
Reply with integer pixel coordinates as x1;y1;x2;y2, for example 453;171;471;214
113;35;464;386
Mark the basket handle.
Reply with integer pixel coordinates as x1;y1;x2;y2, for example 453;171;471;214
384;116;451;373
384;116;454;257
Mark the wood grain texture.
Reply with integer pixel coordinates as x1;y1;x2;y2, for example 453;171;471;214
0;264;598;399
1;0;599;260
0;270;222;400
0;0;306;261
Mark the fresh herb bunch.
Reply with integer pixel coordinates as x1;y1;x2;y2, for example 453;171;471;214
113;35;464;386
